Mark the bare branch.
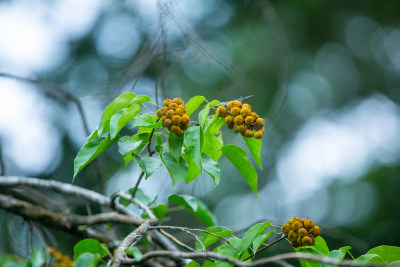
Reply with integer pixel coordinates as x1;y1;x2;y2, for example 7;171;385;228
158;229;197;252
243;235;287;261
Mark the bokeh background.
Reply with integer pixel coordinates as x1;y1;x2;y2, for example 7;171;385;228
1;0;399;260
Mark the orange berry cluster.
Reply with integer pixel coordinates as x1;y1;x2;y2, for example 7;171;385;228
216;100;265;139
281;217;321;248
156;97;190;136
48;247;74;267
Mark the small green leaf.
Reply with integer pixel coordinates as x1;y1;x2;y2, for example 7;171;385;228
132;154;162;179
168;194;217;226
241;221;271;252
98;92;136;135
151;204;168;220
195;226;232;250
314;236;329;256
252;230;277;254
295;246;325;267
130;114;162;129
155;135;164;153
243;136;263;170
110;104;141;139
117;136;142;156
198;100;220;127
168;132;184;162
73;134;117;180
322;246;352;267
185;96;206;115
366;246;400;262
203;130;223;161
27;248;46;267
119;188;154;207
182;153;201;183
122;133;150;165
214;237;242;267
131;95;151;104
161;152;188;186
354;254;385;264
183;262;200;267
74;253;100;267
73;239;108;260
184;126;203;170
124;247;142;261
222;144;258;197
202;153;220;186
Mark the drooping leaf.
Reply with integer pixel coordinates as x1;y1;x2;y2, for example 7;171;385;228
241;221;271;252
314;236;329;256
168;194;217;226
168;132;184;162
252;230;277;254
214;237;242;267
117;136;142;157
184;126;203;170
195;226;232;250
198;100;220;127
151;204;168;220
203;130;223;161
182;153;201;183
110;104;141;139
243;136;263;170
131;95;151;104
124;247;142;261
74;253;100;267
366;246;400;262
186;96;206;115
161;152;188;186
98;92;136;135
73;134;117;180
73;239;108;261
322;246;352;267
201;153;220;186
222;144;258;197
132;154;162;179
295;246;325;267
130;114;162;129
354;254;385;264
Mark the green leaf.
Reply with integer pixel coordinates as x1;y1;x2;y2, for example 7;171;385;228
73;239;108;261
168;132;184;162
124;247;142;261
161;152;188;186
186;96;206;116
119;188;154;207
322;246;351;267
195;226;232;250
314;236;329;256
198;100;220;127
222;144;258;197
98;92;136;135
151;204;168;220
214;237;242;267
241;221;271;252
203;130;223;161
182;153;201;183
117;136;143;156
131;95;151;104
168;194;217;226
295;246;325;267
366;245;400;262
132;154;162;179
184;126;203;170
122;133;150;165
252;230;277;254
201;153;220;186
110;104;141;139
354;254;385;264
27;248;46;267
73;133;117;180
155;135;164;153
243;136;263;170
74;253;100;267
183;262;200;267
130;114;162;129
388;261;400;267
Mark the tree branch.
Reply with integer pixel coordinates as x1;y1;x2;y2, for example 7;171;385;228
243;235;287;261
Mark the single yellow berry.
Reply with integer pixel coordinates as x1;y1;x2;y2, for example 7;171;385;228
178;104;187;113
245;116;254;125
175;108;185;116
254;118;264;130
293;217;302;222
292;221;302;231
166;110;175;119
234;100;242;108
242;103;251;110
181;123;189;130
312;226;321;237
217;106;228;118
310;236;316;245
251;112;259;120
230;107;241;116
288;230;298;240
233;125;239;132
241;107;252;117
302;236;313;246
173;97;183;105
181;114;190;125
227;101;234;110
237;124;246;134
169;103;178;111
54;252;64;260
304;220;314;230
163;99;172;107
164;119;172;127
234;115;244;125
171;125;181;136
298;228;307;236
254;131;263;139
172;115;182;125
244;129;254;138
281;223;291;234
225;116;234;128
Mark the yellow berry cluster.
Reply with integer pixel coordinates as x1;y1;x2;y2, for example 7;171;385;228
281;217;321;248
156;97;190;136
216;101;265;139
48;247;74;267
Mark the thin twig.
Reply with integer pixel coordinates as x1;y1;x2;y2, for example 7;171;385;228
243;235;287;261
0;137;4;176
212;95;255;108
159;229;196;252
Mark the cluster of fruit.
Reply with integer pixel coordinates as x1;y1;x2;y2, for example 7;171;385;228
48;247;74;267
216;100;265;139
281;217;321;248
156;98;190;136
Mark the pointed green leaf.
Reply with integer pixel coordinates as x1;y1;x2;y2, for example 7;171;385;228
73;134;117;180
131;95;151;104
168;132;184;162
314;236;329;256
182;153;201;183
151;204;168;220
203;130;223;161
110;104;141;139
98;92;136;135
132;154;162;179
214;237;242;267
241;221;271;252
198;100;220;127
295;246;325;267
322;246;352;267
122;133;150;165
252;230;277;254
119;188;154;207
354;254;385;264
168;194;217;226
366;245;400;262
161;152;188;186
202;153;220;186
184;126;203;170
222;144;258;197
130;114;162;129
74;253;100;267
124;247;142;261
73;239;108;260
186;96;206;115
155;135;164;153
117;136;142;156
195;226;232;250
243;136;263;170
